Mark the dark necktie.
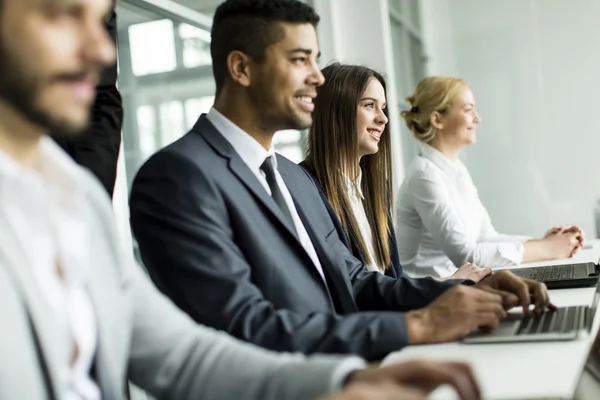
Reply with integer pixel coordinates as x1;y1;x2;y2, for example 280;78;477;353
260;156;298;237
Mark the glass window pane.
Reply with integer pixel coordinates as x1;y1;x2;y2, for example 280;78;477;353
390;20;409;99
178;23;212;68
274;130;305;163
390;0;421;30
388;0;403;15
409;35;426;86
136;105;156;159
277;146;303;164
129;19;177;76
185;96;215;129
159;101;185;147
117;1;216;188
408;0;421;29
389;1;425;171
274;130;302;145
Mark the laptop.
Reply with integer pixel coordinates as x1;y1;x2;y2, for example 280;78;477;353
508;260;599;289
463;276;600;344
501;322;600;400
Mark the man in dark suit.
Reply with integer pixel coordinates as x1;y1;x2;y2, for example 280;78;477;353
53;3;122;197
130;0;552;361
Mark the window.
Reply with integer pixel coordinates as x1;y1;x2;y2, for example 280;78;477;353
135;105;157;159
116;1;215;187
185;97;214;129
159;101;185;147
128;19;177;76
273;130;305;163
179;23;212;68
117;0;312;188
388;0;427;168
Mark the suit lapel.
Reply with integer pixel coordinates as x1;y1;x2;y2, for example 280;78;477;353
193;115;299;241
279;167;358;313
227;156;329;287
228;156;299;239
82;192;129;400
86;277;122;399
0;212;62;398
192;115;350;302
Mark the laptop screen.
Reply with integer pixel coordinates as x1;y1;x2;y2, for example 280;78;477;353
587;278;600;332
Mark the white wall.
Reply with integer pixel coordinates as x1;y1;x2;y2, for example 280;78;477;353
313;0;406;191
421;0;600;238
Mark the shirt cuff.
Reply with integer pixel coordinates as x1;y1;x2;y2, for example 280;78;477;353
497;241;525;265
329;356;368;391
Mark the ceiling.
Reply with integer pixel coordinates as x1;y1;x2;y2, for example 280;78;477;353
117;0;218;29
171;0;223;17
117;0;313;29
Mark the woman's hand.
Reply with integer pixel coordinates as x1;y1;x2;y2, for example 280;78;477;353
543;225;584;257
439;262;492;282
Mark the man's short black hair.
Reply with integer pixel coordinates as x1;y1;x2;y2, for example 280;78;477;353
211;0;320;94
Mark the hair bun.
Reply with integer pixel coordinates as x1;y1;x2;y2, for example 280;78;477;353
402;76;466;144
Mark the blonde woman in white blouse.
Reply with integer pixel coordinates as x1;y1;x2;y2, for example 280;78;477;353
395;76;584;279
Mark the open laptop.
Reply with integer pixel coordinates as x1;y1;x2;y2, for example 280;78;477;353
496;324;600;400
463;276;600;344
574;334;600;400
508;260;599;289
503;321;600;399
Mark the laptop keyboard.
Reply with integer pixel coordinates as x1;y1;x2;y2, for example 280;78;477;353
516;306;582;335
520;265;575;282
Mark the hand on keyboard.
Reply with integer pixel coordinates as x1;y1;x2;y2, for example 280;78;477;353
405;285;507;343
475;270;558;315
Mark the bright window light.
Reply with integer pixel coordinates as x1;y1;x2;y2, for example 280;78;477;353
129;19;177;76
179;23;212;68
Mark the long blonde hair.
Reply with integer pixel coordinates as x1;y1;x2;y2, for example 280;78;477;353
400;76;467;143
305;63;393;270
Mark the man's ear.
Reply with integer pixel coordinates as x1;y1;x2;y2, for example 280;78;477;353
430;110;444;131
226;50;252;87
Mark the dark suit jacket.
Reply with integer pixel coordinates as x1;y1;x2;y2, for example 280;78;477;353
54;7;122;198
299;161;403;279
130;115;460;361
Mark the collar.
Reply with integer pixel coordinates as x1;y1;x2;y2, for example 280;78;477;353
418;142;467;179
0;135;83;192
206;107;276;172
344;169;364;199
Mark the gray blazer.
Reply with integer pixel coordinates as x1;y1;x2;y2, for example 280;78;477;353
0;157;355;400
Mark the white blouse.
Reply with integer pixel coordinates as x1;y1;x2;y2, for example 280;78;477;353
344;171;383;274
395;143;529;278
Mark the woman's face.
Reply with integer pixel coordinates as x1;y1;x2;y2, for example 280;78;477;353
356;77;388;159
437;86;481;147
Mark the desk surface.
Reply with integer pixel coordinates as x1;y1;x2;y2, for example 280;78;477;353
384;241;600;399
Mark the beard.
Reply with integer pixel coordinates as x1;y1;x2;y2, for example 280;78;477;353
0;37;93;137
248;82;312;132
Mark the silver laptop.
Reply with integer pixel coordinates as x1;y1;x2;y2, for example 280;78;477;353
463;277;600;344
494;323;600;400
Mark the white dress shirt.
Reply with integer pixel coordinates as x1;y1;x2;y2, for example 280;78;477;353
0;137;99;400
344;171;383;274
207;108;326;282
395;142;529;278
